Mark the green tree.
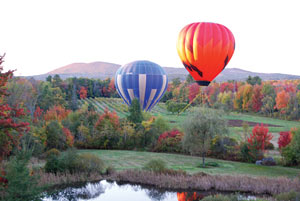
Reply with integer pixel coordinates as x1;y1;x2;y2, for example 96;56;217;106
1;151;42;201
45;120;67;150
166;100;187;114
185;74;194;85
52;74;62;88
182;108;228;167
172;77;181;88
246;75;262;86
46;75;52;83
127;98;143;124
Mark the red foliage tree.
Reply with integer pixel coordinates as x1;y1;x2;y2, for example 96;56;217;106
188;83;200;103
247;123;273;151
0;55;30;161
158;129;183;143
33;106;43;123
278;131;292;149
79;86;88;99
251;85;263;112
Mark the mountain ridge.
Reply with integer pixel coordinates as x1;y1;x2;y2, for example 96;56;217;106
27;61;300;81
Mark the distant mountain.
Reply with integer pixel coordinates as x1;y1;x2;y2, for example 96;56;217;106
28;61;300;82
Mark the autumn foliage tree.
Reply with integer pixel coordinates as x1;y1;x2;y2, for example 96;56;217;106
276;90;290;113
247;124;273;161
79;86;87;99
251;85;263;112
278;131;292;149
0;55;30;161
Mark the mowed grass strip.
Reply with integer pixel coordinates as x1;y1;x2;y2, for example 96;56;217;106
79;150;300;178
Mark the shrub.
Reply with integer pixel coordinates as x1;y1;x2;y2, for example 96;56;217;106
201;194;269;201
75;153;105;175
45;148;61;158
154;129;183;153
239;142;260;163
278;131;292;149
265;142;275;150
144;159;166;173
45;149;78;174
210;136;238;160
197;161;219;168
281;128;300;166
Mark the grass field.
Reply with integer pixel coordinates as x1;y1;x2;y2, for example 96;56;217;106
79;149;300;178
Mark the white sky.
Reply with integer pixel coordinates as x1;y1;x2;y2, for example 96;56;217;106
1;0;300;76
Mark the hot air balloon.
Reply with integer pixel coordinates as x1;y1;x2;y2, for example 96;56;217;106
177;22;235;86
115;60;168;111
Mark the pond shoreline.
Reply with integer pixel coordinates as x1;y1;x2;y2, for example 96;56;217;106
40;169;300;196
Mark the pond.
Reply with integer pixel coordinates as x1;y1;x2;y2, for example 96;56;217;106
42;180;258;201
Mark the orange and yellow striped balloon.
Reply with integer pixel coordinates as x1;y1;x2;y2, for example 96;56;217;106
177;22;235;86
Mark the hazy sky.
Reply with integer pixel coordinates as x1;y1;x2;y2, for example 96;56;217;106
1;0;300;76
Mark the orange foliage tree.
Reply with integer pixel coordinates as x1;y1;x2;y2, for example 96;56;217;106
44;105;71;122
79;86;88;99
276;90;290;113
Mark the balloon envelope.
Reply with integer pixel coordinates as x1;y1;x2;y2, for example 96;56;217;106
177;22;235;86
115;60;168;111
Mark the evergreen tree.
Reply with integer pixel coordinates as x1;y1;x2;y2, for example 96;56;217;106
127;98;143;124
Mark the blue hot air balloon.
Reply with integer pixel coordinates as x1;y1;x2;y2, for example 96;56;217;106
115;60;168;111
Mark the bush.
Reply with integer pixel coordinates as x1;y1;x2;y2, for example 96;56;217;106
45;149;78;174
210;136;238;160
45;149;106;175
46;148;61;158
275;191;300;201
154;129;183;153
265;142;275;150
202;194;268;201
75;153;105;174
197;161;220;168
144;159;166;173
281;128;300;166
239;142;259;163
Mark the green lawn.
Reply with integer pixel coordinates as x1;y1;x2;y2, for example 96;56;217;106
79;149;300;178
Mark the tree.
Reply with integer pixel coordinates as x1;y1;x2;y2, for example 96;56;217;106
276;90;290;113
182;108;228;167
79;86;88;99
185;74;194;85
246;76;262;86
166;100;187;114
247;124;273;161
242;84;253;111
0;55;30;161
251;85;263;112
45;120;67;150
127;98;143;124
188;83;200;103
52;74;62;88
1;151;42;201
172;77;181;88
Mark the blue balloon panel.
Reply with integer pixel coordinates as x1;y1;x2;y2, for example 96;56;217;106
115;60;168;111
